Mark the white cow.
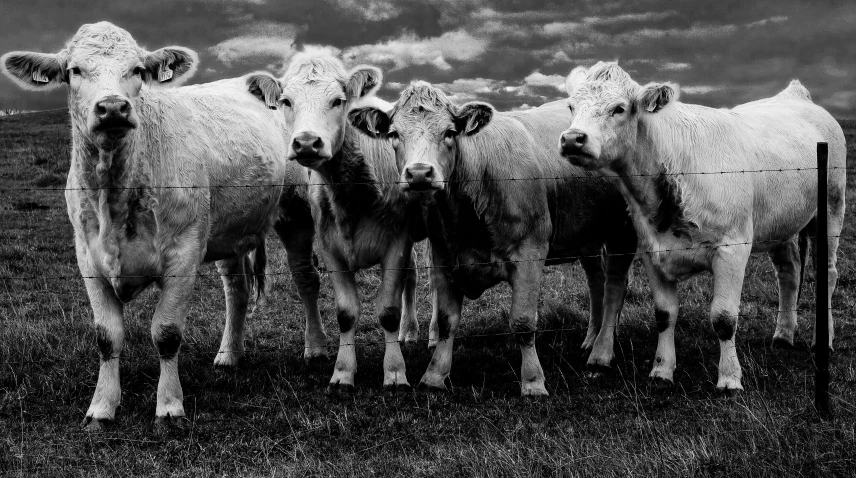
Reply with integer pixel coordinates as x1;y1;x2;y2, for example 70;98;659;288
244;52;424;393
559;62;846;391
1;22;318;428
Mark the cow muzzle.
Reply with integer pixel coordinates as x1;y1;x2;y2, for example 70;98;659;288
402;162;441;193
559;128;598;168
91;95;136;137
289;131;330;166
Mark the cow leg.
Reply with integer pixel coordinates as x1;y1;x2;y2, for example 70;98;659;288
214;256;251;367
378;243;411;390
275;218;327;364
644;255;680;385
588;248;634;369
768;239;800;347
419;264;462;390
327;259;361;393
812;181;845;351
81;272;125;430
398;249;419;344
509;251;548;396
710;243;751;391
579;255;606;353
427;270;440;351
152;273;196;424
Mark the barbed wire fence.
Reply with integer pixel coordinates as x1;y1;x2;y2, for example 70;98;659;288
0;143;851;472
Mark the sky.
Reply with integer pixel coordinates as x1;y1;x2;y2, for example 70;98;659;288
0;0;854;117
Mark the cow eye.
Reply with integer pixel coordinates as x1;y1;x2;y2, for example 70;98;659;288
281;98;292;108
132;66;145;77
444;129;456;140
69;67;81;76
387;130;399;140
330;98;344;108
568;104;575;114
612;105;625;115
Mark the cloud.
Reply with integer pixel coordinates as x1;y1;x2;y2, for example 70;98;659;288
523;71;566;91
583;11;679;26
342;30;487;71
681;85;724;94
325;0;403;21
745;15;789;28
662;62;691;71
822;91;856;111
209;21;302;67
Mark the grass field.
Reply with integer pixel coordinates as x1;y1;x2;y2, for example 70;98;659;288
1;109;856;477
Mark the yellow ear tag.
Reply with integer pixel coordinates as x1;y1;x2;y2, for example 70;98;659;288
158;61;173;83
32;70;50;83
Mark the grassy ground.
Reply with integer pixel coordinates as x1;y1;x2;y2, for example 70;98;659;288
1;110;855;477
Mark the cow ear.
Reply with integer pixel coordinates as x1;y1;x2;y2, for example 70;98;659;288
637;82;680;113
246;72;282;110
455;101;494;136
1;51;65;91
349;107;390;138
346;65;382;100
143;46;198;86
564;66;588;95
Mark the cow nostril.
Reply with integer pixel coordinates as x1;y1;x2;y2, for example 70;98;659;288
96;103;107;115
424;166;435;179
575;133;587;145
119;101;129;114
312;138;323;150
404;168;413;180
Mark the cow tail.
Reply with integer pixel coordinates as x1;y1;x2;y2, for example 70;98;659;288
796;223;811;306
251;236;268;313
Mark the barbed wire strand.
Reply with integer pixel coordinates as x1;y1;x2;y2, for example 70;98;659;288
0;235;845;281
0;166;851;193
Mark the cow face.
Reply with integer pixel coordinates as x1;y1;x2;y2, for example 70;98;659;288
350;81;493;196
1;22;197;149
559;61;679;170
249;53;381;169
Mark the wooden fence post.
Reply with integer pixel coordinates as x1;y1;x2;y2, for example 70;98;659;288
815;141;829;414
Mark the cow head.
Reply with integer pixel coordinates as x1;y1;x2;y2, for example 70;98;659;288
1;21;197;149
349;81;494;196
559;61;679;170
245;52;382;169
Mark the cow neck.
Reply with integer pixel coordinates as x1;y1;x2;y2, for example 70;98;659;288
70;105;144;277
313;127;382;249
610;111;691;236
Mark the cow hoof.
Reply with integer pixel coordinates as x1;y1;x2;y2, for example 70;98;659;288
650;377;674;391
383;383;412;395
771;337;795;349
417;381;447;394
327;382;356;398
303;350;330;367
153;414;188;432
521;384;549;397
717;387;743;398
585;363;612;377
81;416;110;432
213;351;243;369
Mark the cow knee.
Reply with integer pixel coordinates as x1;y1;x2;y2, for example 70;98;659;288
95;324;116;361
378;306;401;333
511;316;536;346
711;311;736;341
154;323;182;360
654;309;672;333
337;309;357;333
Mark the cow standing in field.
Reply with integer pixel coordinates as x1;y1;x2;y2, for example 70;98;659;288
245;52;424;393
350;82;637;395
559;62;846;390
0;22;322;428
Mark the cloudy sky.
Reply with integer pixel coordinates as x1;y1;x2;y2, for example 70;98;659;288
1;0;854;117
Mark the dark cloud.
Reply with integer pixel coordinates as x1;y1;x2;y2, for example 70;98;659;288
1;0;853;117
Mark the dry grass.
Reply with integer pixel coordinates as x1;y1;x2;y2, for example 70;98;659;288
1;110;855;477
